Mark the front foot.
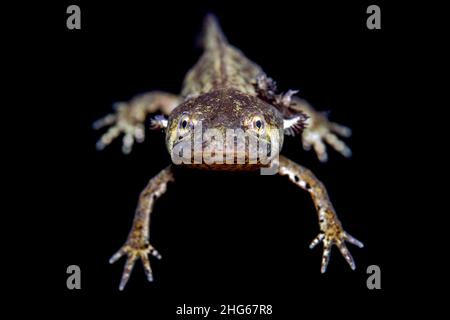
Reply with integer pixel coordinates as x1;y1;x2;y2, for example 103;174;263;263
309;219;363;273
109;238;162;290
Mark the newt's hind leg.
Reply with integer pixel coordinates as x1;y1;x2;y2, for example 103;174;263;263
93;92;180;154
276;155;363;272
291;97;352;162
109;165;174;290
254;74;352;162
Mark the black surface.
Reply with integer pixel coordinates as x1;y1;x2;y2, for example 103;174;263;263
15;0;414;316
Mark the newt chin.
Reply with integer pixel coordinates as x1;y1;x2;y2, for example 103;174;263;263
94;14;363;291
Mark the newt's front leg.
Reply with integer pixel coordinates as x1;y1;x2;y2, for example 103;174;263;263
109;165;174;290
277;155;363;272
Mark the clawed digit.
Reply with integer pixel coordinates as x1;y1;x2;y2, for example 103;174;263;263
93;92;179;154
109;242;162;290
302;119;352;162
310;231;363;273
93;109;146;154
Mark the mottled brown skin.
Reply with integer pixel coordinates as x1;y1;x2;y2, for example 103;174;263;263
94;14;362;290
166;88;284;170
108;166;174;290
276;156;363;272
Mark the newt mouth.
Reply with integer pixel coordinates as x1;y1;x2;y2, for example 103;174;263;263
171;136;275;165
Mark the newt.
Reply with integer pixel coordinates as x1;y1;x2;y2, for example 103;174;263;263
93;14;363;290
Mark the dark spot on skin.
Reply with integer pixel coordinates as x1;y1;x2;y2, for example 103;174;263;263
294;176;299;182
255;120;262;129
305;183;311;190
178;136;183;140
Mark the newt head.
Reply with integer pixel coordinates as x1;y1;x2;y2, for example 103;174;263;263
165;88;284;170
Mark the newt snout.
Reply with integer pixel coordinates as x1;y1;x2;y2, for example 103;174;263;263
165;88;284;169
94;14;362;290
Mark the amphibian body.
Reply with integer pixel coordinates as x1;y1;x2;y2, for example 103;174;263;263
94;15;363;290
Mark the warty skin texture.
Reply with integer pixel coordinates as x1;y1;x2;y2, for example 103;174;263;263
94;14;362;290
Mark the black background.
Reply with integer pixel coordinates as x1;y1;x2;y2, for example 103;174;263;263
14;0;413;316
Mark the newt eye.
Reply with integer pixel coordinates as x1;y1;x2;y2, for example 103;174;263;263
178;115;191;130
252;116;265;131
